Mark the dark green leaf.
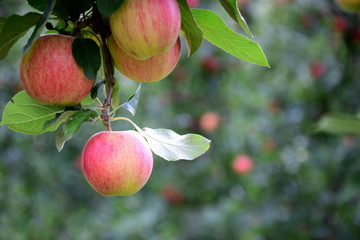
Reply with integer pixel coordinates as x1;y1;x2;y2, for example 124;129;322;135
317;114;360;135
90;79;106;99
0;17;6;33
96;0;125;18
192;9;269;67
0;91;65;134
55;110;98;151
43;110;76;130
177;0;203;56
61;0;93;20
219;0;253;38
122;83;142;116
72;38;101;80
111;79;121;110
0;12;41;61
27;0;68;18
140;128;211;161
23;0;57;55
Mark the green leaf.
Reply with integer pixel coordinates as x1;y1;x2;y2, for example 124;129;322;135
219;0;253;38
121;83;142;116
177;0;203;56
111;79;121;110
0;12;41;61
23;0;57;55
72;38;101;80
0;91;65;134
81;94;95;105
27;0;68;18
43;110;76;130
140;128;211;161
55;109;98;151
317;114;360;135
96;0;125;18
0;17;6;33
191;9;269;67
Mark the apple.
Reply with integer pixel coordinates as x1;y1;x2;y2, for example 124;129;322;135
20;34;94;105
310;61;326;79
108;36;181;82
81;131;153;196
161;185;185;206
335;0;360;13
333;16;347;33
201;55;220;73
232;155;253;174
109;0;181;60
187;0;199;8
199;111;221;133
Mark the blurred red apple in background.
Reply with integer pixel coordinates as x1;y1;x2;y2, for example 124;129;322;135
187;0;199;8
161;185;185;206
199;111;221;133
201;55;220;73
232;155;254;174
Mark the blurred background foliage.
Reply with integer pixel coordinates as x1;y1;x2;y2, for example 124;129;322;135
1;0;360;239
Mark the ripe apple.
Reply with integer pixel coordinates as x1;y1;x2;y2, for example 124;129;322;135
81;131;153;196
108;36;181;82
335;0;360;13
20;34;94;105
199;111;221;133
109;0;181;60
232;155;253;174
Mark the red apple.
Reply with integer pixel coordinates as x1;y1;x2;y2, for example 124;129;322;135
335;0;360;13
81;131;153;196
232;155;253;174
201;55;220;73
109;0;181;60
20;34;95;105
199;111;221;133
187;0;199;8
333;16;347;33
161;185;185;206
108;36;181;82
310;61;326;79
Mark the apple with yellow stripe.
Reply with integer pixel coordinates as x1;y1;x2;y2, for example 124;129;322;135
81;131;153;196
20;34;95;106
109;0;181;60
108;35;181;82
336;0;360;13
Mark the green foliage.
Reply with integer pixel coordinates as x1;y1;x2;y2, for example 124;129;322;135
317;114;360;135
139;128;211;161
0;91;65;134
192;9;269;67
0;12;41;60
177;0;203;56
72;38;101;80
96;0;125;18
219;0;253;38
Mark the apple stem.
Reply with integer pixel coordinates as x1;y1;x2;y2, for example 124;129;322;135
91;4;115;131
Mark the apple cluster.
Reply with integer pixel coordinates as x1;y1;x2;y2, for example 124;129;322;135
19;0;183;196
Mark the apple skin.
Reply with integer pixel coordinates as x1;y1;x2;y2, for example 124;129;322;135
187;0;199;8
232;155;253;175
108;36;181;82
82;131;153;196
109;0;181;60
20;34;95;106
199;111;221;133
336;0;360;13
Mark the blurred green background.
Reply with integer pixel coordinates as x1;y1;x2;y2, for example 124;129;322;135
1;0;360;239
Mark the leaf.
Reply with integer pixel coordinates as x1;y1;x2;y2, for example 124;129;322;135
317;114;360;135
23;0;57;55
55;110;98;151
27;0;69;18
0;91;65;135
177;0;203;56
96;0;125;18
81;94;95;105
90;79;106;99
219;0;253;38
72;38;101;80
140;128;211;161
191;9;269;67
0;17;6;33
111;79;121;110
121;83;142;116
43;110;76;130
0;12;41;61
